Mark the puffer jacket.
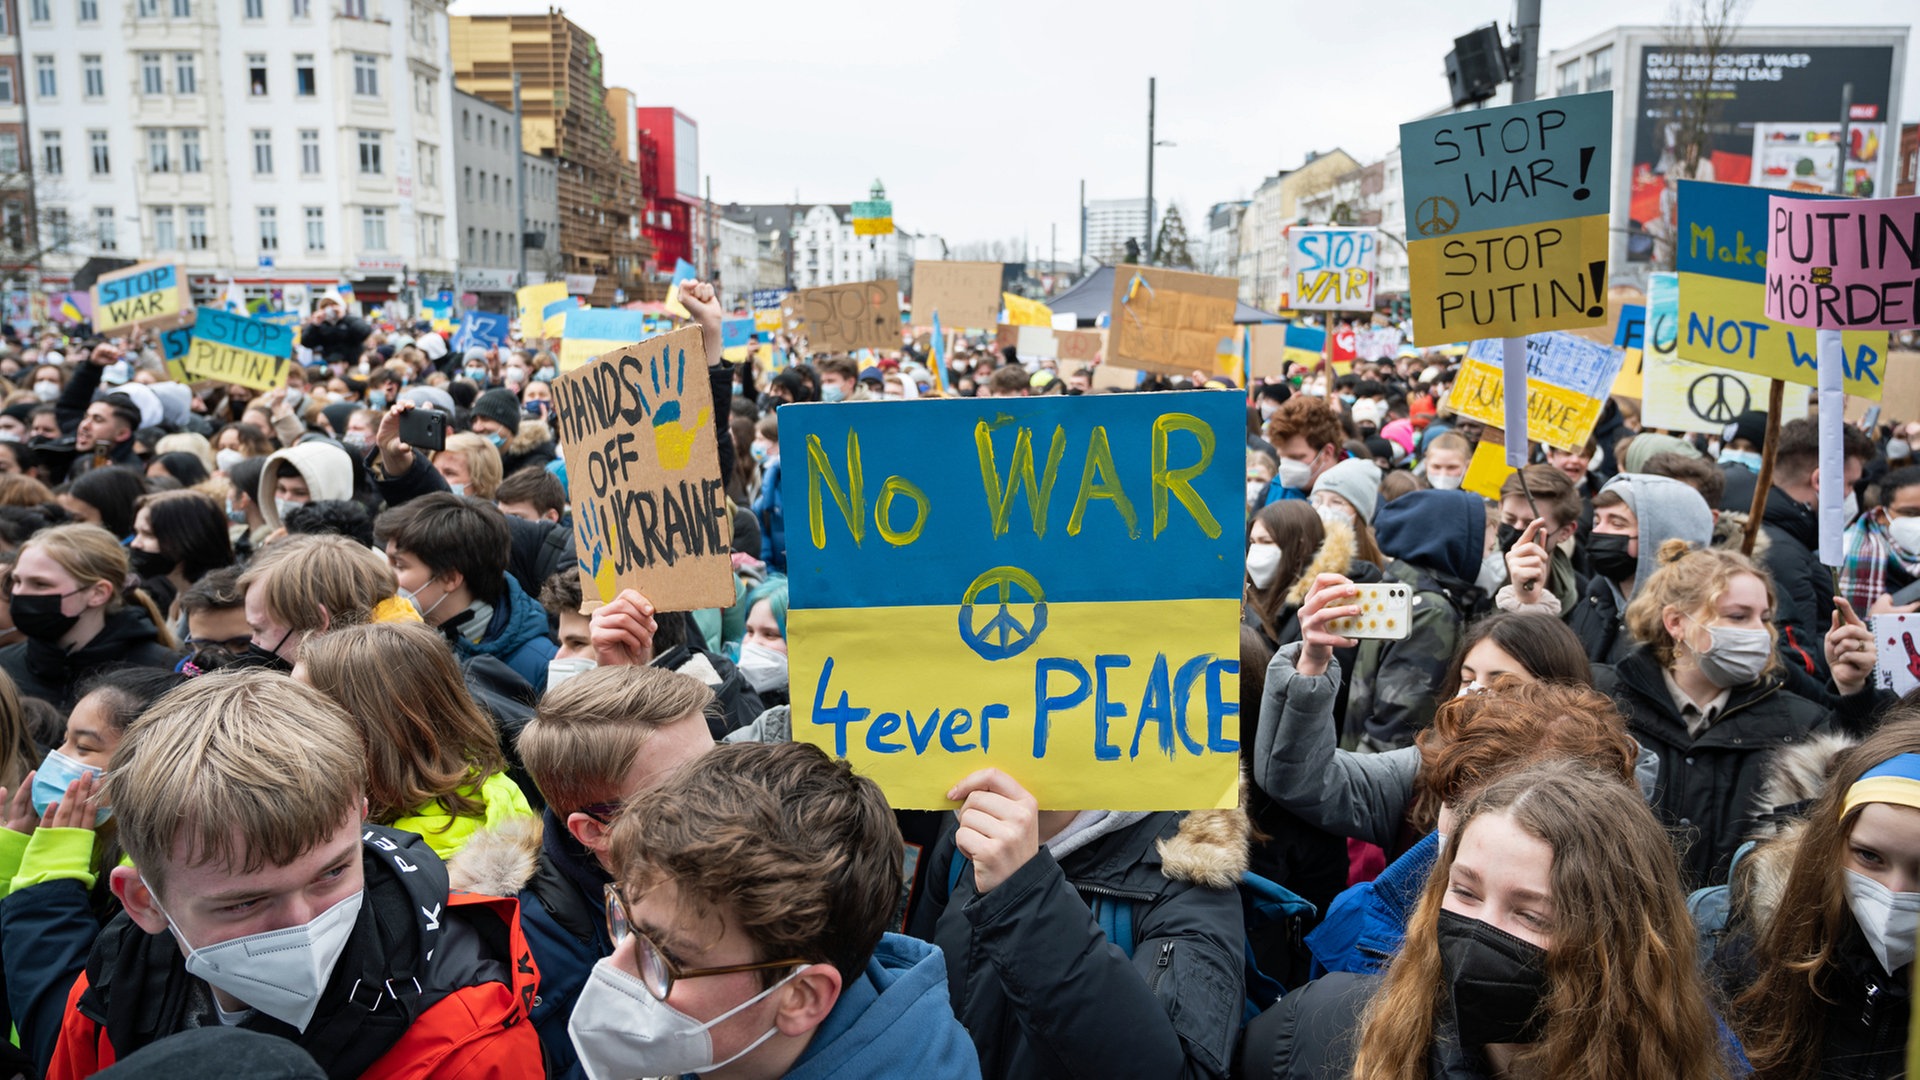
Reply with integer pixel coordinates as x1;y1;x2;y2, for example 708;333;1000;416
906;809;1248;1080
443;574;557;693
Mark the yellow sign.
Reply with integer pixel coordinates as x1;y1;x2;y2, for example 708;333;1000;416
1407;215;1610;345
1677;273;1884;401
516;282;565;339
1446;332;1623;451
1002;292;1053;328
92;262;189;336
1462;438;1516;500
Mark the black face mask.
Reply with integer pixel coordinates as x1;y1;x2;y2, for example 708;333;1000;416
1586;531;1636;582
1495;522;1524;555
128;547;177;579
1436;908;1550;1047
230;629;294;674
9;590;80;643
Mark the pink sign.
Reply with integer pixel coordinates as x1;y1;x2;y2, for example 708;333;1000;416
1764;193;1920;331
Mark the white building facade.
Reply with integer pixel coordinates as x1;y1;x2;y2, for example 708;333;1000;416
792;203;911;289
22;0;457;307
1084;196;1147;266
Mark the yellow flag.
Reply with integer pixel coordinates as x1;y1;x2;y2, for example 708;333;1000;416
1003;292;1052;328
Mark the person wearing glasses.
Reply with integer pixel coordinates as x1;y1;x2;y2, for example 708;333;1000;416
449;663;717;1080
573;740;980;1080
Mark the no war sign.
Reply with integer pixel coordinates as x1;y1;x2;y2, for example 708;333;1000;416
780;392;1244;811
1401;91;1613;345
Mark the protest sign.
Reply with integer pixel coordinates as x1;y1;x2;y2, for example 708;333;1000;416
1288;227;1378;312
662;259;699;320
753;308;783;334
1452;332;1624;450
1641;272;1807;434
1108;267;1239;376
1612;302;1646;400
1003;293;1053;328
1873;614;1920;697
1401;92;1613;344
910;261;1002;330
780;391;1243;810
453;311;510;352
1462;432;1517;500
542;296;580;339
1015;325;1057;361
158;320;196;384
751;288;790;311
781;280;899;353
1766;193;1920;332
721;317;756;350
1354;326;1404;361
549;325;732;611
1678;181;1883;399
558;308;652;373
1057;329;1102;363
184;307;294;391
516;282;565;338
92;263;191;336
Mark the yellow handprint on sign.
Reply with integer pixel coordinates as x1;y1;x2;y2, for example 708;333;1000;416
643;341;707;471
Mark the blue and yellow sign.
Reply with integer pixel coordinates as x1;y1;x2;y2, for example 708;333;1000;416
185;307;294;391
781;392;1244;811
1401;92;1612;345
1676;180;1883;400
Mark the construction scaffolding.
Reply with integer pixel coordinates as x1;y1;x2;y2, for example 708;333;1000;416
451;12;650;307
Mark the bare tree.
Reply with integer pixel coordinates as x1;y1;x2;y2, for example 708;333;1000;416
0;166;82;289
1648;0;1750;269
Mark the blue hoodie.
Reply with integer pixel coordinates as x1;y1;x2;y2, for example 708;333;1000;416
454;573;558;692
1372;489;1485;584
783;933;980;1080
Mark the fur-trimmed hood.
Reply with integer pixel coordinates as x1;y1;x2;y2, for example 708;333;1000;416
1285;518;1358;608
447;813;542;898
1755;731;1856;824
1711;509;1771;558
506;417;554;457
1159;805;1251;890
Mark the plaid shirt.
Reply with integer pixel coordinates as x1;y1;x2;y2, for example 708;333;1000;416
1839;506;1920;612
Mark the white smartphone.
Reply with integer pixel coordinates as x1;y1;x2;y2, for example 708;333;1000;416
1327;582;1414;641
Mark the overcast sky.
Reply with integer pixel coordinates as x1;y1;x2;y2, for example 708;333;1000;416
446;0;1915;259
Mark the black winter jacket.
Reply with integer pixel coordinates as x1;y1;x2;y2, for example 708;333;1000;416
906;812;1246;1080
1566;573;1633;666
300;315;373;366
1240;971;1509;1080
0;608;179;714
1760;488;1837;683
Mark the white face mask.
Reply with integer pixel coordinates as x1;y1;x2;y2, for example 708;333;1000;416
1845;490;1861;525
1246;543;1283;589
1455;680;1488;698
1844;869;1920;976
1475;549;1508;594
548;656;596;689
215;448;245;472
1685;618;1772;688
569;957;798;1078
1258;401;1280;421
736;640;788;693
274;497;305;522
1429;471;1464;490
33;380;59;402
1889;516;1920;556
1311;498;1353;526
1275;457;1313;493
1246;479;1268;506
147;878;363;1032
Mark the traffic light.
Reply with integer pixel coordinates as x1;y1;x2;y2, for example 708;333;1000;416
1445;23;1508;108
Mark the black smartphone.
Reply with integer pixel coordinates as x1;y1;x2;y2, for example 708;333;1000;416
398;408;447;452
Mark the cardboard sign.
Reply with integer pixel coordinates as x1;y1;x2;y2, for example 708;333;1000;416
549;325;733;611
184;307;294;391
1288;227;1378;312
779;391;1244;811
1461;432;1517;500
1057;330;1102;363
158;320;196;384
1642;272;1808;434
559;308;653;373
542;296;580;339
453;311;510;352
1014;325;1056;361
1108;267;1239;376
1452;332;1624;451
911;261;1002;330
516;282;565;339
1765;193;1920;332
1677;181;1883;399
782;280;899;353
1354;326;1403;361
92;262;191;336
1401;92;1613;344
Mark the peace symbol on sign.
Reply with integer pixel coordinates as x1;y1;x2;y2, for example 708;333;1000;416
1414;196;1459;237
957;566;1048;662
1688;372;1750;425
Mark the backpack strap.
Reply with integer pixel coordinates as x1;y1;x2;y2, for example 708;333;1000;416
1091;895;1137;959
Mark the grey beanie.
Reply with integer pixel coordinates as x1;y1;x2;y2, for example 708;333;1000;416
1312;458;1384;525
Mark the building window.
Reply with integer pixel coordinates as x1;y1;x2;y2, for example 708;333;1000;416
461;110;469;140
48;208;69;248
465;225;474;260
1556;58;1581;95
352;54;377;96
291;0;309;16
153;207;176;251
295;55;315;96
299;129;320;175
141;54;163;95
248;54;267;96
174;53;196;95
136;0;157;15
0;135;17;174
41;131;60;176
185;205;207;249
180;128;202;172
88;130;108;174
28;0;48;21
78;0;96;21
0;66;13;106
146;128;169;172
94;207;115;251
419;142;436;187
243;0;262;16
361;207;386;250
3;203;24;251
252;129;272;174
257;206;277;251
1589;45;1614;92
81;56;103;99
491;174;500;202
356;130;381;175
304;206;324;250
341;0;364;16
462;166;471;198
420;214;440;258
33;56;54;99
170;0;189;16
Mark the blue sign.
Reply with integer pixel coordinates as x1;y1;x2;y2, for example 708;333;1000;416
721;317;756;349
454;311;510;351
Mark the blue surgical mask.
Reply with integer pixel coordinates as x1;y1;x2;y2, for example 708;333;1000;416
750;443;769;464
1718;448;1762;472
534;369;557;383
31;748;109;822
464;367;489;383
821;384;846;403
368;390;388;411
485;432;505;449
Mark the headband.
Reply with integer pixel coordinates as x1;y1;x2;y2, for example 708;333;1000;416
1841;752;1920;820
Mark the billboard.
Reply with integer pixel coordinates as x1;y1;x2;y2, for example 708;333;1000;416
1628;44;1896;262
674;112;699;202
